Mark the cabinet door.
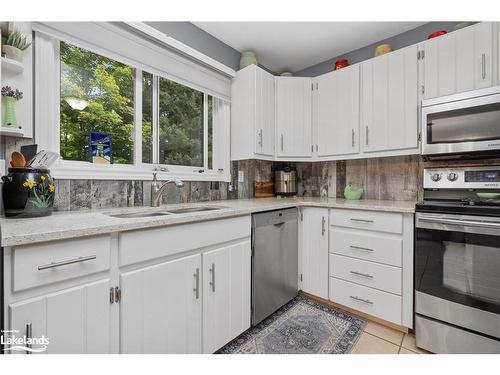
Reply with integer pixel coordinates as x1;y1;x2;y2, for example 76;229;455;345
255;68;275;156
8;279;111;354
300;208;329;299
120;254;202;354
424;22;494;99
317;65;360;157
276;77;312;158
202;240;251;353
361;45;418;153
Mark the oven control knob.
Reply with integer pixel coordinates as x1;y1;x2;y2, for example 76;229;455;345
447;172;458;181
430;173;441;182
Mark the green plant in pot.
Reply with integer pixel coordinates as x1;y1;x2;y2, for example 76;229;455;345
2;29;31;62
1;86;23;128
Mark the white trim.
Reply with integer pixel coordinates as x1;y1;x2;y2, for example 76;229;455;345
203;93;209;170
124;22;236;78
133;68;143;167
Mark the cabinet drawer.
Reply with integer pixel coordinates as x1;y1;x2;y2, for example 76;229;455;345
12;235;111;292
330;208;403;234
329;227;402;267
329;277;402;325
329;254;402;295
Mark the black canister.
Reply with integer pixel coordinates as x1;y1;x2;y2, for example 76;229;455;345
2;168;55;218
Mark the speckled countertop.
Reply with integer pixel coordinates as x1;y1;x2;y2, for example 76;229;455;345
0;197;416;247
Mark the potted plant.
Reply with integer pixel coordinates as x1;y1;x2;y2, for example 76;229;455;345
1;86;23;128
2;30;31;62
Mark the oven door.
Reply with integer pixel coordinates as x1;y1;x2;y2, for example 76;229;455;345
415;212;500;338
422;90;500;155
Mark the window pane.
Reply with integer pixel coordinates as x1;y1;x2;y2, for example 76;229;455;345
158;77;203;167
60;42;134;164
208;95;213;170
142;72;153;163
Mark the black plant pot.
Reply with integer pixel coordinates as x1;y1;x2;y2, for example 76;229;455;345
2;168;55;218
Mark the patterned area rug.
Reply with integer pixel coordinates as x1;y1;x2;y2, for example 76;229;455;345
217;295;365;354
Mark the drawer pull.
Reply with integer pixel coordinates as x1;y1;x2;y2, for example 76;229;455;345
37;255;97;271
350;218;374;223
193;268;200;299
349;245;374;252
350;295;373;304
350;270;374;278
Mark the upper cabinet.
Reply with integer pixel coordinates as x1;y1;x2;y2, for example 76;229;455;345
315;64;360;158
423;22;497;99
231;65;275;160
275;77;313;158
361;44;419;153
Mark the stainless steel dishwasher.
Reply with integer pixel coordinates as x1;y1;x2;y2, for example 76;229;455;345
251;208;298;325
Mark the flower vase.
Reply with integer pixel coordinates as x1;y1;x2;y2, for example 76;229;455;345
3;96;18;128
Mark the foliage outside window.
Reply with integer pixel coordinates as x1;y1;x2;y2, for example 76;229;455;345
60;42;134;164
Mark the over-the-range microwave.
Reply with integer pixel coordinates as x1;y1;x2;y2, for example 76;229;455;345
422;86;500;157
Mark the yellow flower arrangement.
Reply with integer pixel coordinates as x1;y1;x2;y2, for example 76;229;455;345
48;184;55;193
40;175;46;181
23;178;37;189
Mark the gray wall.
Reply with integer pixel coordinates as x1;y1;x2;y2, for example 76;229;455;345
294;22;465;77
146;22;242;71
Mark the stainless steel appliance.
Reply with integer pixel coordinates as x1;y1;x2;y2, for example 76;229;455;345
415;166;500;353
274;169;297;196
251;208;298;325
422;86;500;157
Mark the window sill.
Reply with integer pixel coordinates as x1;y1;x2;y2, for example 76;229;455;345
50;161;231;182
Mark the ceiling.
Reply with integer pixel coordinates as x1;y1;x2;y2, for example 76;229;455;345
193;22;427;73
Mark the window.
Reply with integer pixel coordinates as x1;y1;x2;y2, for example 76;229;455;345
60;41;135;164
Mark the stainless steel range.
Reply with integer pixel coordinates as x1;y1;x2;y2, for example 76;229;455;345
415;166;500;353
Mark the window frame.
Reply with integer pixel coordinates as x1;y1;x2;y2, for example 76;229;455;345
36;33;230;182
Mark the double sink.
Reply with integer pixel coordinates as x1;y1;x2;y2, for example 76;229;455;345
108;206;224;219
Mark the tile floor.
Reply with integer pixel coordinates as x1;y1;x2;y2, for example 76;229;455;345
352;321;430;354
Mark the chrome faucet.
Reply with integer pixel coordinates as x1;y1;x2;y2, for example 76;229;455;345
150;173;184;207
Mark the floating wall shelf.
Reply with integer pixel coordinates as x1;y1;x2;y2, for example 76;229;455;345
0;127;24;137
1;56;24;74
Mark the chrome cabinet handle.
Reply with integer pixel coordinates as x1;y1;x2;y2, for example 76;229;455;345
482;53;486;79
351;129;355;147
26;323;32;354
193;268;200;299
110;287;115;304
350;218;374;223
37;255;97;271
350;270;374;279
209;263;216;292
350;295;373;304
365;126;369;146
280;134;284;151
321;216;326;236
258;129;263;147
350;245;374;252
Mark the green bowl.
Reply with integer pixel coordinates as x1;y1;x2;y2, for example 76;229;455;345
344;186;364;200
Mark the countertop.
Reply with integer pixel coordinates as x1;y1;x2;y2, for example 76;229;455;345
0;197;416;247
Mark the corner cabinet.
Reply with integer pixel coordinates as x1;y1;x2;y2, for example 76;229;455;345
423;22;498;99
275;77;313;158
361;44;419;154
231;65;275;160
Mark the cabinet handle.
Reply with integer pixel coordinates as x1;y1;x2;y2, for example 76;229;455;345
209;263;216;292
110;287;115;304
37;255;97;270
193;268;200;299
258;129;263;147
280;134;284;151
115;286;121;303
350;270;374;279
26;323;32;354
350;245;374;252
350;218;374;223
321;216;326;236
365;126;369;146
351;128;355;147
482;53;486;79
350;295;373;305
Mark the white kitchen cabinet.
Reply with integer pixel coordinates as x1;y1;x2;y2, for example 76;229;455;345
423;22;496;99
316;65;360;157
120;254;202;354
202;240;251;353
231;65;275;160
300;207;329;299
361;44;419;154
275;77;313;158
8;279;111;354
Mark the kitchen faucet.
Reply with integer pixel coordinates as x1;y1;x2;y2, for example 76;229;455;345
150;173;184;207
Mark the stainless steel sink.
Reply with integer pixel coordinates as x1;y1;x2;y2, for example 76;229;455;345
166;206;223;214
108;211;172;219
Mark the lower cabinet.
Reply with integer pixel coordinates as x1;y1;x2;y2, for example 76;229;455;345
8;279;112;354
300;207;329;299
120;254;202;354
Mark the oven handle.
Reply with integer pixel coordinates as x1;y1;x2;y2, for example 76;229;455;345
418;216;500;231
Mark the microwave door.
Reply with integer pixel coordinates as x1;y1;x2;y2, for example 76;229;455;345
422;92;500;155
